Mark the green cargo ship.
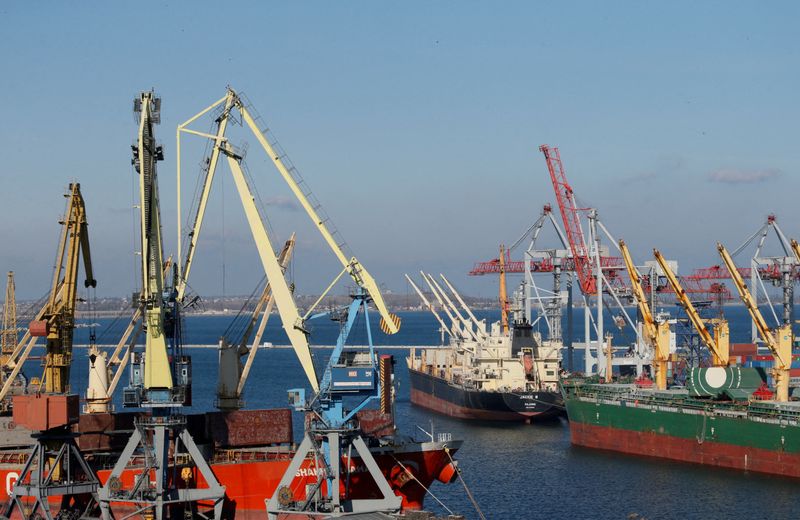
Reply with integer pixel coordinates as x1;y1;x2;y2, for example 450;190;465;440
562;368;800;478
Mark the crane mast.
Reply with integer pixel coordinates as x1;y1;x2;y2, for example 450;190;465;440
499;244;509;334
98;92;225;520
36;183;96;394
0;186;95;405
133;92;174;396
654;249;729;367
1;272;17;364
718;243;792;402
540;144;596;295
620;240;670;389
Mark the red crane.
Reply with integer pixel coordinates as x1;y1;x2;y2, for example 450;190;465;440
468;145;733;303
539;144;598;295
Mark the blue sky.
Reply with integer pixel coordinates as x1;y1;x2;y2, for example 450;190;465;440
1;2;798;300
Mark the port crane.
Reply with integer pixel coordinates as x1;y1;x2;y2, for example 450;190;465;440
690;216;798;341
177;88;404;516
216;235;295;410
0;184;96;406
718;243;792;402
176;88;400;338
1;272;17;375
97;92;225;520
620;240;671;389
654;249;729;367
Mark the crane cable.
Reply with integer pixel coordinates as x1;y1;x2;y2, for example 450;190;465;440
388;454;454;516
444;446;487;520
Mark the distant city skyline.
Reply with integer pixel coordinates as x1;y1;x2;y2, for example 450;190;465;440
1;2;798;300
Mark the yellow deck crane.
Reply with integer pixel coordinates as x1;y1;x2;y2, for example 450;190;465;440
718;243;792;402
0;184;95;405
791;239;800;265
620;240;671;390
654;249;729;367
499;244;510;334
1;272;17;368
97;92;225;520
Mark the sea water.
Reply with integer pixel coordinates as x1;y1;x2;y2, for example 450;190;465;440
43;308;800;518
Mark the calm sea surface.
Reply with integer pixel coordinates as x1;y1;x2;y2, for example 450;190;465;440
37;308;799;518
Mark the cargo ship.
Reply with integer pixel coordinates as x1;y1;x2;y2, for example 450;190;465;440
409;319;563;422
0;405;460;519
561;366;800;478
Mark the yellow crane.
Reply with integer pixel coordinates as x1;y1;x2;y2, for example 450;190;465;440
791;239;800;264
499;244;509;334
620;240;671;390
1;272;17;367
217;234;296;409
40;183;96;393
177;88;400;337
718;243;792;401
653;249;729;367
0;184;95;405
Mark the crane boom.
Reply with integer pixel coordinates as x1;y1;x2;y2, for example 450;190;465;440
1;272;16;361
404;274;451;338
235;97;399;335
236;234;296;399
41;183;96;393
498;244;509;334
791;239;800;264
540;145;596;295
620;240;670;389
717;243;791;401
653;249;729;366
223;146;319;392
135;92;173;392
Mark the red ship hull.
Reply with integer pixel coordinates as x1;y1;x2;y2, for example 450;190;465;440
571;421;800;478
0;440;459;519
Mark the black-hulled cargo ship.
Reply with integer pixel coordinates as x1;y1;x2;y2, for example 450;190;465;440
407;319;563;423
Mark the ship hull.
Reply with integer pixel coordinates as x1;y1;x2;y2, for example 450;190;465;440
0;440;459;519
409;368;562;422
563;381;800;478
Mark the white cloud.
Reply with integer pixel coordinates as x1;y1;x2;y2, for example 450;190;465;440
264;196;300;211
708;168;781;184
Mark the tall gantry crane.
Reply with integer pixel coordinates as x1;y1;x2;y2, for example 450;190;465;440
97;92;225;520
0;184;95;406
1;272;17;368
36;183;96;394
0;185;99;520
620;240;671;389
540;145;598;295
178;88;403;517
718;243;792;402
654;249;729;367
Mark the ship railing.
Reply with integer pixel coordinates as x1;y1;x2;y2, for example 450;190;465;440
574;383;800;426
